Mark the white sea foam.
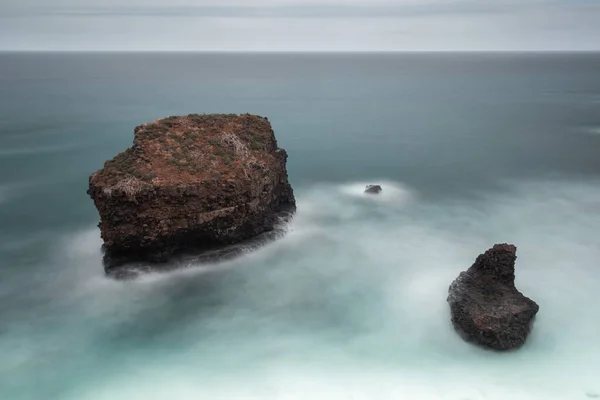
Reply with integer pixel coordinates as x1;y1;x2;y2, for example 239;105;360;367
13;178;600;400
68;364;598;400
338;179;414;206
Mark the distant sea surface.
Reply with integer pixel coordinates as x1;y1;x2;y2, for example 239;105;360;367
1;52;600;399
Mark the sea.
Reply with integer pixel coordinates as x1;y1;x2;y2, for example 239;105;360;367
1;52;600;399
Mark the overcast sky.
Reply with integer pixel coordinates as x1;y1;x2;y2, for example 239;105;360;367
1;0;599;51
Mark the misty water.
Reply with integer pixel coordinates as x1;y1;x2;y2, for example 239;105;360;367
1;53;600;399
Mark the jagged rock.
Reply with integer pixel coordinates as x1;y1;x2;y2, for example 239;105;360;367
447;244;539;350
87;114;295;271
364;184;382;194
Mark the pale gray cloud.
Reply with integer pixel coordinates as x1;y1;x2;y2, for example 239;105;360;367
1;0;599;51
2;2;519;18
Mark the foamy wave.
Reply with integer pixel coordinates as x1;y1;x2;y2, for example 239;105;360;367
338;180;414;206
292;180;414;226
68;365;596;400
28;178;600;400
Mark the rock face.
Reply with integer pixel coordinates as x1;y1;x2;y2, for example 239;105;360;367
447;244;539;350
88;114;295;270
364;184;382;194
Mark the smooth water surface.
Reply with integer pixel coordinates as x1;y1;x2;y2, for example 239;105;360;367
1;52;600;399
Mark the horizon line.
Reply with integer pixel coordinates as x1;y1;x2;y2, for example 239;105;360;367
2;49;600;54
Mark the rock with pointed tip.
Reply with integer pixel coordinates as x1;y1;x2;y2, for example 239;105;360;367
447;244;539;350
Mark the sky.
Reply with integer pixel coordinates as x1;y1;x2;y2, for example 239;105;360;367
1;0;600;51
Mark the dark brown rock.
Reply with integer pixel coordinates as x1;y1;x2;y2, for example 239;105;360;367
87;114;295;271
364;184;382;194
447;244;539;350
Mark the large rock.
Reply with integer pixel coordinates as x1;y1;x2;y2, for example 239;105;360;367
447;244;539;350
88;114;295;270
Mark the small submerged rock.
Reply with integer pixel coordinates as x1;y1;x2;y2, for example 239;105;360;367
447;243;539;350
364;184;382;194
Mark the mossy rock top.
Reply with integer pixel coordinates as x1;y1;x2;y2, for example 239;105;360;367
90;114;280;197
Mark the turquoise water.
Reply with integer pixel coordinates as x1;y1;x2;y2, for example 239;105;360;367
1;53;600;399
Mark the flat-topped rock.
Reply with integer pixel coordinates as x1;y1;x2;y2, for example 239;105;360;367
87;113;295;271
